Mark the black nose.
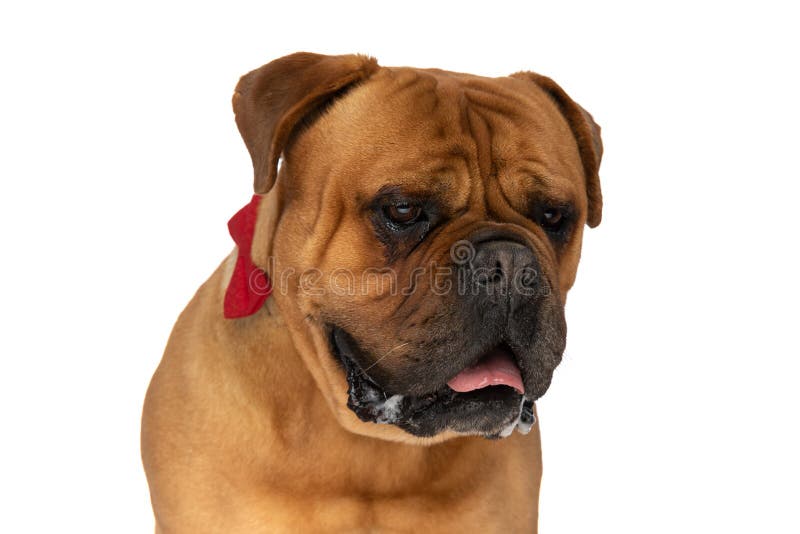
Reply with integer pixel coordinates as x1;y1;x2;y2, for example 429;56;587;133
469;240;540;308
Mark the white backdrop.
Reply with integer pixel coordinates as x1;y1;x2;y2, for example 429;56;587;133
1;1;798;533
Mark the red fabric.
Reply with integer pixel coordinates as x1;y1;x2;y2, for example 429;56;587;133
223;195;272;318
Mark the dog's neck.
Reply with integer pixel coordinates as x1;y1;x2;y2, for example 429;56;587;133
215;301;443;491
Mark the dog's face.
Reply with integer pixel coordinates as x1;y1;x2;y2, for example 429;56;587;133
236;53;602;441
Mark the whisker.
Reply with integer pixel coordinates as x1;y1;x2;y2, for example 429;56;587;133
364;342;410;372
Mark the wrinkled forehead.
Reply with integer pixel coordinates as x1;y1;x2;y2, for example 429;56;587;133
302;66;584;201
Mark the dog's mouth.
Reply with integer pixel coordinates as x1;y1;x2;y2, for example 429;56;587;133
329;326;536;439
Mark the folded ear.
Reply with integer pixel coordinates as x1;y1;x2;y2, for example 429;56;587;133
233;52;380;194
510;72;603;228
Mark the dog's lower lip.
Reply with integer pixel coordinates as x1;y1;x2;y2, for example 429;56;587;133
329;325;528;436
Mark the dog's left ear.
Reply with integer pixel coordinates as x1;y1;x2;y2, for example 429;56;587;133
510;72;603;228
233;52;380;194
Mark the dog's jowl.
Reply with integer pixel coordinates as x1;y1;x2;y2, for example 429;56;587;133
142;52;603;533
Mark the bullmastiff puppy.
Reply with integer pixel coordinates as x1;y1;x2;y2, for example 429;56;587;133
142;52;603;533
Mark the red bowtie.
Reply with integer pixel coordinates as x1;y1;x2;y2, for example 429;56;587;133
223;195;272;318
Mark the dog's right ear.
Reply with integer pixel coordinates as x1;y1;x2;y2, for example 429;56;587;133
233;52;380;194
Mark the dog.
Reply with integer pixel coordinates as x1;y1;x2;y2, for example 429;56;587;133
141;52;602;533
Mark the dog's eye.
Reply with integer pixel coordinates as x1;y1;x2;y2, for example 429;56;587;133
538;206;567;233
385;202;422;225
541;208;562;226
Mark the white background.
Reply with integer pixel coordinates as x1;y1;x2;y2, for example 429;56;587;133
1;1;798;532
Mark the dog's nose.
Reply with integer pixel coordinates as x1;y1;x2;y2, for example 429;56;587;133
469;240;540;307
472;240;536;285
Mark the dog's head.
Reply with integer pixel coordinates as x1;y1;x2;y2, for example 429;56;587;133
234;53;602;441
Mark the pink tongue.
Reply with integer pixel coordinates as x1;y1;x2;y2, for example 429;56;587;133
447;348;524;394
